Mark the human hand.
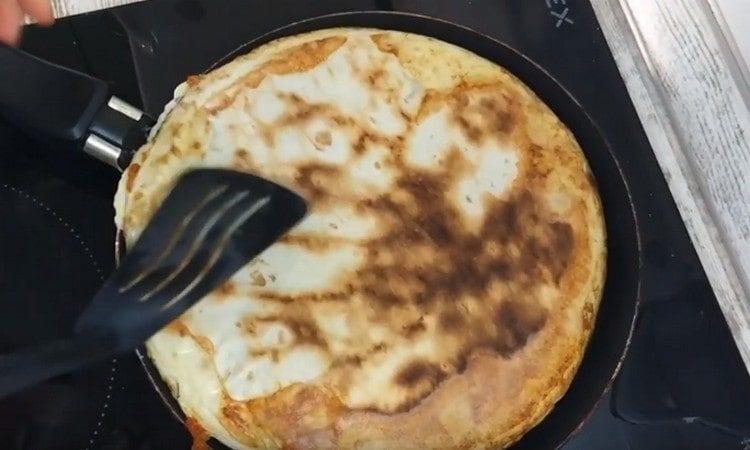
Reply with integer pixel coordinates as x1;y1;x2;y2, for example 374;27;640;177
0;0;53;45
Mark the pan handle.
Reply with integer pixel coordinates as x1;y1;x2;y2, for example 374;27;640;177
0;45;154;171
0;336;116;399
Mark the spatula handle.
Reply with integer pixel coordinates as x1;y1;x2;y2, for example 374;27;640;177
0;336;115;399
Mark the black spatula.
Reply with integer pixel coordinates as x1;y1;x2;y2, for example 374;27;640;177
0;169;307;398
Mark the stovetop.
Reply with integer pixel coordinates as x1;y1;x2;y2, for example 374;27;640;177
2;1;750;449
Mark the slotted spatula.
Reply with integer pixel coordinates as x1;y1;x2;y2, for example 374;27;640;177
0;169;307;398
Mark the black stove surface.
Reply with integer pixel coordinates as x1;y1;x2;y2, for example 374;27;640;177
2;1;750;449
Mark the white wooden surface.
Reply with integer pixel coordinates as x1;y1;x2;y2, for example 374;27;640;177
590;0;750;373
50;0;750;372
49;0;141;18
712;0;750;65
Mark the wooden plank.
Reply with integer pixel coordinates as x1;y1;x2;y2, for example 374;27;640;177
710;0;750;65
591;0;750;372
49;0;143;18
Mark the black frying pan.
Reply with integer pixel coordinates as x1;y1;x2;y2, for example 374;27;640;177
0;11;642;449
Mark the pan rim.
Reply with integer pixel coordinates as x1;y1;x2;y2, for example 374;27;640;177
121;10;643;449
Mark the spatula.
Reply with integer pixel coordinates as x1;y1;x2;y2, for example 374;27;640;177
0;169;307;398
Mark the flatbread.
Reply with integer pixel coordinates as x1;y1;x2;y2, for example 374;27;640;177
114;28;606;449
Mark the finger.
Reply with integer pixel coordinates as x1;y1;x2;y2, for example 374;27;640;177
0;0;23;46
19;0;53;25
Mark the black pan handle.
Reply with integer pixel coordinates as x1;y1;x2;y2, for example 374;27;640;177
0;336;116;399
0;45;154;171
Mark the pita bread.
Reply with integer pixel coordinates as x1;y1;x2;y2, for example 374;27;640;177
114;28;605;449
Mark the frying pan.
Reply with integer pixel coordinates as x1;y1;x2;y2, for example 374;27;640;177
0;11;641;449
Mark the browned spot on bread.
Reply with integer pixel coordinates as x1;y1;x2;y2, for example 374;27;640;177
259;126;275;148
279;234;348;251
154;153;171;166
194;335;215;355
352;173;572;314
207;93;234;114
240;318;257;335
395;360;446;387
339;354;364;367
294;163;341;201
165;319;215;354
414;90;450;122
402;317;426;337
247;348;266;358
331;115;350;127
450;88;520;144
126;163;140;192
333;342;388;369
256;290;351;303
278;95;331;126
314;130;332;147
351;131;404;158
285;317;327;348
439;310;464;332
391;361;448;412
353;133;367;154
216;281;237;296
241;315;326;351
371;33;399;56
258;37;346;88
366;68;388;90
166;319;190;337
494;301;548;357
186;75;201;87
549;222;575;282
234;148;254;170
249;270;267;287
